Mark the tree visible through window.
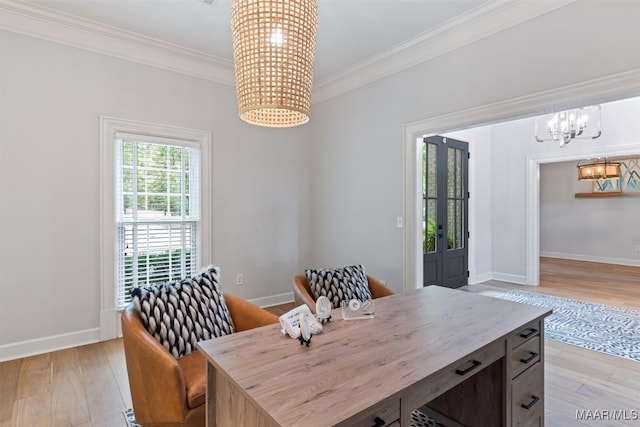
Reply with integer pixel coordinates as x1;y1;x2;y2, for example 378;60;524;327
115;137;201;307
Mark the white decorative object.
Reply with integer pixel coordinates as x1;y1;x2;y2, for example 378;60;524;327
342;299;375;320
299;312;311;343
316;296;332;323
279;304;322;346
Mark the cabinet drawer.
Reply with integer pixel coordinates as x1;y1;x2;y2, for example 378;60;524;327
512;362;543;427
345;398;399;427
404;338;505;410
511;319;541;349
511;336;541;379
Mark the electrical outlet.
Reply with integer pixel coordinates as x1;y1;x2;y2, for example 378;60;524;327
396;216;403;228
635;244;640;252
236;274;244;285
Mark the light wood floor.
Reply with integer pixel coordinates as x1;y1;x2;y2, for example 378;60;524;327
1;257;638;426
464;257;640;311
461;257;640;426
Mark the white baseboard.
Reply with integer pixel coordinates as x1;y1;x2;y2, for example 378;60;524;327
100;308;120;341
0;290;379;362
249;292;294;308
0;328;100;362
469;272;492;284
0;292;293;362
540;251;640;267
491;272;528;285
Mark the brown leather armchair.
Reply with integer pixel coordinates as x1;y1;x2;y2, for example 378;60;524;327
121;294;278;427
293;273;394;312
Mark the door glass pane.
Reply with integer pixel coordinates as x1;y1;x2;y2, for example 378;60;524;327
456;200;464;249
427;143;437;197
447;147;455;198
425;144;438;197
447;200;454;250
446;146;465;251
422;143;426;196
423;141;438;254
456;149;463;198
422;196;426;253
425;199;437;253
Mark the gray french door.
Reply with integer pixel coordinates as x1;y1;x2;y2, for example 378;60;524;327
423;135;469;288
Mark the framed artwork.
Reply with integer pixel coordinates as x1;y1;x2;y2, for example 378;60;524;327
592;178;620;193
619;159;640;192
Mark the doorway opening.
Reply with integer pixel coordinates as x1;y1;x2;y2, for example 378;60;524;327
402;70;640;292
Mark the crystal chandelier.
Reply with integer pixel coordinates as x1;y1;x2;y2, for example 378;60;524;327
535;105;601;147
231;0;318;128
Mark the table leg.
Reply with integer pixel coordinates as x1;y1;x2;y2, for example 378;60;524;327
206;362;217;427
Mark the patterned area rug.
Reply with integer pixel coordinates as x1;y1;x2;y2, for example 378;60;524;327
497;290;640;362
123;408;441;426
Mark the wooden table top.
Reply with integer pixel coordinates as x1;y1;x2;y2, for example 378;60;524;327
198;286;551;426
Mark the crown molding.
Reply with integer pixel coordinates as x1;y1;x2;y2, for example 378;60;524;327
0;0;577;102
311;0;578;105
0;0;235;85
404;67;640;135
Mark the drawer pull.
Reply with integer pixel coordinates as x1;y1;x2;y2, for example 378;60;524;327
520;351;538;364
521;395;540;410
519;328;537;339
371;416;385;427
455;359;482;376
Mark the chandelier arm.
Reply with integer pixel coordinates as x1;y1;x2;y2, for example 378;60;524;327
535;105;601;147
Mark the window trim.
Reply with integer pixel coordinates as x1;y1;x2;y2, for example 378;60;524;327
99;116;212;340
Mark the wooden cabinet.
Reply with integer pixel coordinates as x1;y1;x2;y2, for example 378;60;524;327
199;287;551;427
418;318;546;427
412;339;505;426
508;319;545;427
346;398;399;427
511;319;541;349
512;362;543;426
511;336;540;378
405;338;504;413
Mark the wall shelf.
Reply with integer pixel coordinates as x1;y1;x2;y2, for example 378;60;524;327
575;192;640;198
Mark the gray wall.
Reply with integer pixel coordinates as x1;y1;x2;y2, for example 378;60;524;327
489;96;640;280
0;30;312;354
309;1;640;288
541;159;640;265
3;0;640;358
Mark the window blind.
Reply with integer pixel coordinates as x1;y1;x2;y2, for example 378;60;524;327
114;136;201;308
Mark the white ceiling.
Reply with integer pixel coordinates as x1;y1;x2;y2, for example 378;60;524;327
26;0;488;82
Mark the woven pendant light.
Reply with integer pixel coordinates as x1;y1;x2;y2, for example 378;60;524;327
231;0;318;128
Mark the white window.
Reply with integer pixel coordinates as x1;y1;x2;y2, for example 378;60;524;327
100;117;211;339
115;137;200;307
